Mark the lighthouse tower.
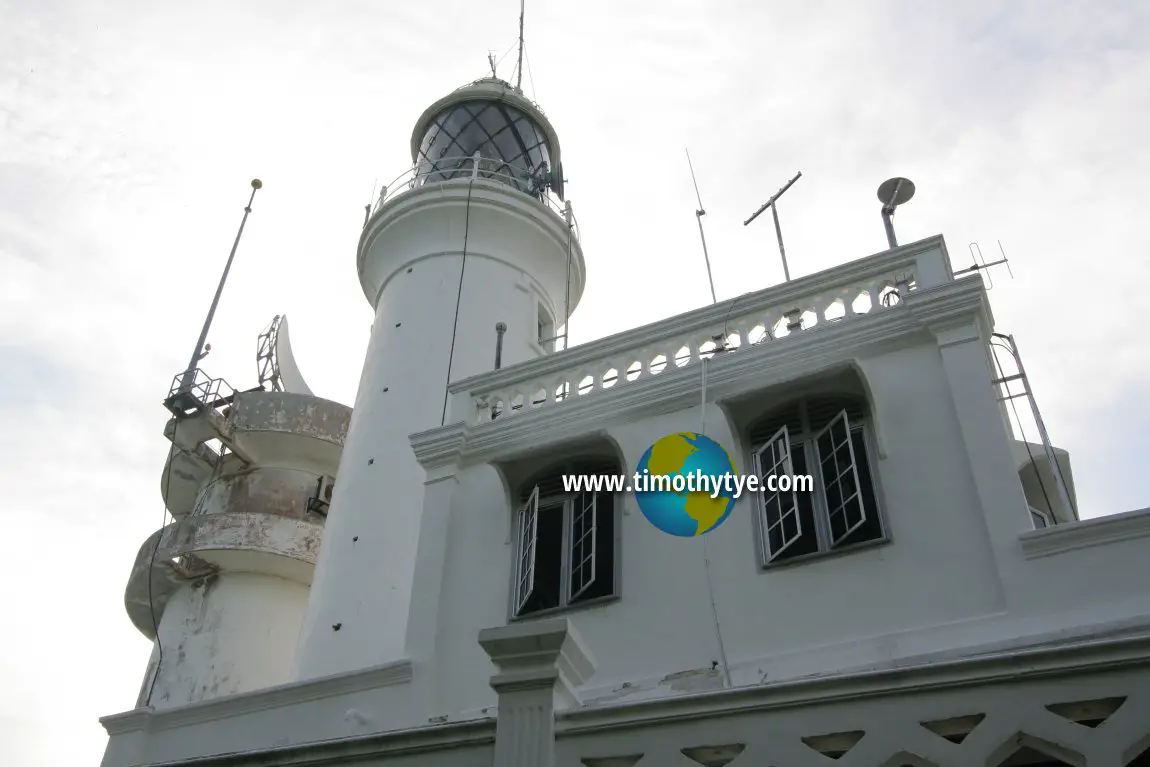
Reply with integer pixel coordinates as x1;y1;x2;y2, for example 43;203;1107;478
293;77;586;679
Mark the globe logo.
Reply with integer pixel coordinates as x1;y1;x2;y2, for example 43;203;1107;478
633;432;738;537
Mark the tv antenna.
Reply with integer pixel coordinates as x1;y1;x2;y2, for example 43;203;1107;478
877;176;914;248
955;240;1014;289
744;171;802;281
686;149;718;304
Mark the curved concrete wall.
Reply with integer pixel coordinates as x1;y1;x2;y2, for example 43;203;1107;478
294;182;583;680
143;572;310;708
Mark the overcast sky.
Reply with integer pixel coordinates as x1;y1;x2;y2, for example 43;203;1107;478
2;1;1149;764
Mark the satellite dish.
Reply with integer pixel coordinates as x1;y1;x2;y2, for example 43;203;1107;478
877;177;915;208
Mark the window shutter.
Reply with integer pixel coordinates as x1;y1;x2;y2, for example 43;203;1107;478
748;403;803;447
568;490;598;601
514;486;540;616
815;409;868;546
753;426;805;561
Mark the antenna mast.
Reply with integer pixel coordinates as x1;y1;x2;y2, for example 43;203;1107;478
175;179;262;395
515;0;526;90
686;149;718;304
744;171;801;282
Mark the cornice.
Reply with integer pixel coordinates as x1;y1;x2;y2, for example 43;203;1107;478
102;659;414;735
907;275;993;341
1020;507;1150;559
414;279;986;467
158;717;496;766
555;632;1150;736
411;421;468;471
450;235;950;397
358;179;585;308
479;618;596;696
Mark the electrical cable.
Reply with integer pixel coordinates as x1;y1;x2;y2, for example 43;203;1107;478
441;178;476;426
698;357;733;688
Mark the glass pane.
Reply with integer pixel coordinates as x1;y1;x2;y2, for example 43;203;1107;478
414;100;553;198
816;411;869;547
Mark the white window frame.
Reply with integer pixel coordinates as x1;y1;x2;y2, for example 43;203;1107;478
753;406;885;566
535;301;556;353
816;410;869;547
513;486;540;615
751;426;804;563
512;487;615;618
568;490;598;602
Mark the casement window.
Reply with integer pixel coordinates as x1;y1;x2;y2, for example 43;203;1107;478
512;459;619;618
536;303;556;352
749;395;885;565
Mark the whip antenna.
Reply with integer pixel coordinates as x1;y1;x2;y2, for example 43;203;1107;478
686;149;718;304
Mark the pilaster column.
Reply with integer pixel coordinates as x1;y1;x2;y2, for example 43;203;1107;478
932;319;1031;531
406;424;468;717
478;618;595;767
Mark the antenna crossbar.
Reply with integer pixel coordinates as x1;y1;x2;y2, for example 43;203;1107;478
955;241;1014;289
743;171;802;227
744;171;802;282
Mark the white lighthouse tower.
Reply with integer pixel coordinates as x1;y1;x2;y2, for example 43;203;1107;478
293;77;586;678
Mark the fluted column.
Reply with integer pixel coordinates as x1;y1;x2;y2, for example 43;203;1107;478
478;618;595;767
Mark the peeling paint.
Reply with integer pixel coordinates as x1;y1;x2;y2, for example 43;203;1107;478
660;667;725;693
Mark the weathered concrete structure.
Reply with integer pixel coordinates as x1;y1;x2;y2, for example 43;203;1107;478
126;366;351;710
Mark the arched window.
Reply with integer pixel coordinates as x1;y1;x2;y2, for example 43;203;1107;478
748;394;885;565
512;457;621;618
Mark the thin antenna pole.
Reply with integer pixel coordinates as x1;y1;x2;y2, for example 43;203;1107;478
744;171;801;282
770;204;791;282
562;201;574;351
179;179;262;391
686;149;718;304
494;322;507;369
515;0;526;90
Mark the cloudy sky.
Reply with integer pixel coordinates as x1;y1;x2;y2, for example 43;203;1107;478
2;0;1148;763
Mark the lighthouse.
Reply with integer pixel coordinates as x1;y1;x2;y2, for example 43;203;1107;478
292;77;586;679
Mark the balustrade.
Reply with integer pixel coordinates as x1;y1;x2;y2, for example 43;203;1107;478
453;241;946;426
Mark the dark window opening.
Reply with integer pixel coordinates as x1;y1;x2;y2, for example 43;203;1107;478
750;395;884;565
512;461;620;618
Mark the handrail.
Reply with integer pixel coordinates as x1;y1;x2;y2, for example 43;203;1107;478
449;236;954;425
368;154;577;239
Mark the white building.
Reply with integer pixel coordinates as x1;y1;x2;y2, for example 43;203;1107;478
102;75;1150;767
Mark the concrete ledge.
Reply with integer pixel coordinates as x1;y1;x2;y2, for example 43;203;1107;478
1020;507;1150;559
124;716;494;767
554;632;1150;735
101;659;414;735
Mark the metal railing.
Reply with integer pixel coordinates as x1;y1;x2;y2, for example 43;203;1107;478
368;153;578;239
164;368;238;418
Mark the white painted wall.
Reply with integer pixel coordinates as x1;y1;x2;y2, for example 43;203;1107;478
294;181;582;680
413;327;1150;714
144;572;310;709
100;253;1150;766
